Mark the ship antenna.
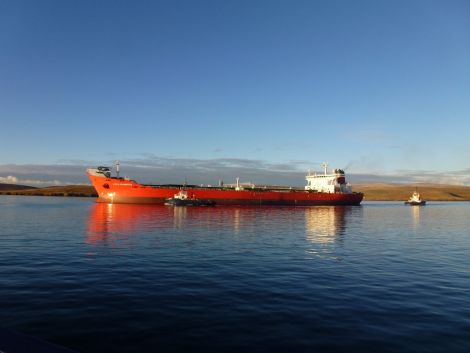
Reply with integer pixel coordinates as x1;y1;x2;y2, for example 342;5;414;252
116;160;120;178
322;162;329;175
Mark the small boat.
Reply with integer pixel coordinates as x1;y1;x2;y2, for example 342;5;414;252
405;190;426;206
165;190;216;207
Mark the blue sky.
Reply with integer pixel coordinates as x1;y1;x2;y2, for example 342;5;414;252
1;0;469;185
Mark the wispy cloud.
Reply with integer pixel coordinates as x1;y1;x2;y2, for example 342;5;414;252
0;164;87;186
0;175;19;184
113;156;312;185
350;169;470;185
397;169;470;185
0;174;64;186
0;157;469;186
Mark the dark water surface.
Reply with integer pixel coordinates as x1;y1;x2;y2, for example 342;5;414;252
1;196;469;352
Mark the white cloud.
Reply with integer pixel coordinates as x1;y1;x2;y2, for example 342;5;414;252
0;174;65;186
21;179;63;186
0;175;18;184
0;158;469;187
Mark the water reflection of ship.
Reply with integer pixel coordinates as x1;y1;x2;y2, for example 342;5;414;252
86;203;174;245
86;203;249;244
87;203;355;246
411;204;421;229
304;206;352;244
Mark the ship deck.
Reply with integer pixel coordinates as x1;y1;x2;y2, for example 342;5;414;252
142;183;307;192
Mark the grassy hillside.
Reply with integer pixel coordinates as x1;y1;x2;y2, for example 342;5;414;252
0;185;97;197
355;183;470;201
1;183;469;201
0;183;37;191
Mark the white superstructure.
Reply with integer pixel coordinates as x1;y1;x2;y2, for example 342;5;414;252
407;191;422;203
305;163;352;193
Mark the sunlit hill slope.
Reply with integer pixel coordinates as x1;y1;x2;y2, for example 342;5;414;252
1;183;469;201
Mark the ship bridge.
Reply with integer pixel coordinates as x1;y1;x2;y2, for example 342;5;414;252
305;163;352;193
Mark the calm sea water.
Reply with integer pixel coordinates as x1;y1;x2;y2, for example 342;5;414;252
1;196;469;353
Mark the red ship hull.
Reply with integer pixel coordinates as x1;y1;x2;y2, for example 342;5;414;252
87;172;363;206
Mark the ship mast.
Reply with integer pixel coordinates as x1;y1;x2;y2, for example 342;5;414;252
322;162;329;175
115;160;120;178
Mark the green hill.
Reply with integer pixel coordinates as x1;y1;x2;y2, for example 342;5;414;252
0;183;37;191
0;185;97;197
355;183;470;201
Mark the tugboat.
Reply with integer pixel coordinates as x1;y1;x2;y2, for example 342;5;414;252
165;190;216;207
405;190;426;206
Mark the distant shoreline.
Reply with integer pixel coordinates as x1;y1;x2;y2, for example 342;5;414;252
354;183;470;202
0;192;97;197
1;183;470;201
0;185;97;198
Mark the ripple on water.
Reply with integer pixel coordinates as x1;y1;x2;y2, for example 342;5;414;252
0;199;470;352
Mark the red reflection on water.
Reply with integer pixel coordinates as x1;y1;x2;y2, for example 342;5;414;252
86;203;354;246
86;203;244;244
86;203;290;244
86;203;174;244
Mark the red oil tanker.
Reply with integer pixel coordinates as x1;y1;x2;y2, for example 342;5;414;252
87;162;363;206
